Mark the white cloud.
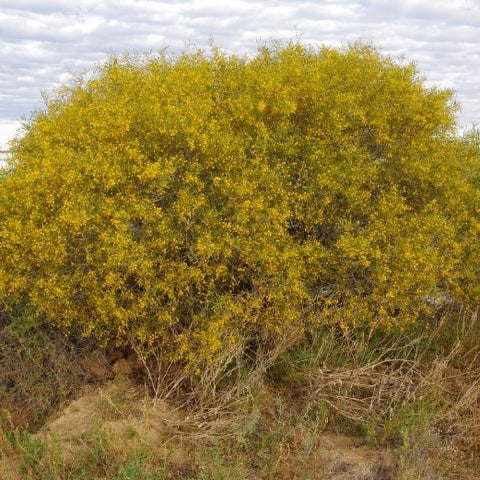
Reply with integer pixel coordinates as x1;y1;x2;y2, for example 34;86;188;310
0;120;22;150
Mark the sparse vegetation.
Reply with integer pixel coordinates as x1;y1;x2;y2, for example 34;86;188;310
1;41;479;478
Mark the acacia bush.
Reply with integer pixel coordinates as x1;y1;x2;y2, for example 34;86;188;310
1;42;479;370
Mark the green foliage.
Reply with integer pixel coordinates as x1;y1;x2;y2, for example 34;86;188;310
1;41;479;369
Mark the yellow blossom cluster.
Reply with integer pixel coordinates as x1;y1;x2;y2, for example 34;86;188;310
0;42;479;368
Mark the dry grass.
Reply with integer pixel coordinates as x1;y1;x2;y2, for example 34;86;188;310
300;310;480;478
1;310;480;478
128;326;305;436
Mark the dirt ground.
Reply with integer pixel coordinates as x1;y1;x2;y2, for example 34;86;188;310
34;377;397;479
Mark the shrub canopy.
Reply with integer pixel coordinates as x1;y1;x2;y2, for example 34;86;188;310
1;42;479;366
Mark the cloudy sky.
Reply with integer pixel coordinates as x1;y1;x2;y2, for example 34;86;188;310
0;0;479;149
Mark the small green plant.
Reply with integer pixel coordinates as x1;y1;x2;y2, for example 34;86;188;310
114;451;147;480
0;421;66;480
195;443;247;480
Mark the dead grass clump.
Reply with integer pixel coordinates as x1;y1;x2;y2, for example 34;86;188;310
303;310;480;477
127;326;304;436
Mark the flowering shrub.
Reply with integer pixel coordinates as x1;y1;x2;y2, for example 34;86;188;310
1;42;478;367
